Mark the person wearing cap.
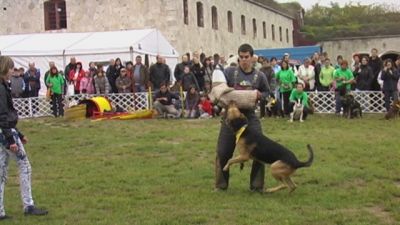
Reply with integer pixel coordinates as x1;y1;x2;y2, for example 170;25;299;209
116;68;132;93
0;56;48;219
214;44;270;193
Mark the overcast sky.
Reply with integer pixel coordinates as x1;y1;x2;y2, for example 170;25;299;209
276;0;400;10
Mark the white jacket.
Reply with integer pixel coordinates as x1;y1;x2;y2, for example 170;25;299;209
297;65;315;90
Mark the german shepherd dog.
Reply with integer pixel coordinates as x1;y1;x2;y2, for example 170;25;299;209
385;99;400;120
341;94;362;119
223;102;314;193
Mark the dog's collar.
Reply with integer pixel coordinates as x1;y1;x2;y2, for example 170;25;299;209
235;125;248;144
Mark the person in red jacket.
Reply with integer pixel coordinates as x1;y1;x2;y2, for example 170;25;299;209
198;94;213;118
68;62;85;94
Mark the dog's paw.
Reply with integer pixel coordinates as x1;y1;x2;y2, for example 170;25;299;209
222;166;229;171
288;120;293;123
300;120;304;123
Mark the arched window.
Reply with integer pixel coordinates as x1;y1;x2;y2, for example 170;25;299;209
44;0;67;30
183;0;189;25
227;11;233;33
241;15;246;35
279;26;283;42
211;6;218;30
271;24;275;41
262;21;267;39
252;18;257;38
197;2;204;27
286;28;289;43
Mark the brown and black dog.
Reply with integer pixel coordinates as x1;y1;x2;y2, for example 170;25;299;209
385;99;400;120
223;102;314;193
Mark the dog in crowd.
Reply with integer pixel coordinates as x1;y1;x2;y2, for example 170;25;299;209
341;93;362;119
266;96;283;118
384;99;400;120
223;102;314;193
290;99;304;122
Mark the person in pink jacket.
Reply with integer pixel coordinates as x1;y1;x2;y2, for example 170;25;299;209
79;70;94;94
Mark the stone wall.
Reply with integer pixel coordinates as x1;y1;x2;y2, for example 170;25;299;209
0;0;294;58
320;35;400;61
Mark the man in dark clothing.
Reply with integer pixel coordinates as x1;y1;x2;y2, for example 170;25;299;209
215;44;270;193
149;56;171;91
174;55;190;83
153;83;180;118
23;62;41;97
368;48;383;91
64;57;76;83
106;59;119;93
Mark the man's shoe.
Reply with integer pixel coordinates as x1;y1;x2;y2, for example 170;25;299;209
250;187;265;194
0;215;11;220
24;206;48;216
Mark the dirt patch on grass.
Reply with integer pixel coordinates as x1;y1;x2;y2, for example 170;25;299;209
366;206;396;225
341;178;367;189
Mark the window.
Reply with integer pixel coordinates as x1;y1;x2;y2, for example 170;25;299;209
262;21;267;39
271;24;275;41
196;2;204;27
241;15;246;35
44;0;67;30
279;26;282;42
211;6;218;30
286;28;289;43
252;18;257;38
183;0;188;25
227;11;233;33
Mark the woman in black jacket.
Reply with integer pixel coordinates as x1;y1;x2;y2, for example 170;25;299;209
0;56;48;219
354;56;374;91
381;59;400;111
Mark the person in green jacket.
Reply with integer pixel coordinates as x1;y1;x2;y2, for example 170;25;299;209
319;58;335;91
46;66;65;117
289;82;310;120
276;60;296;115
333;60;354;114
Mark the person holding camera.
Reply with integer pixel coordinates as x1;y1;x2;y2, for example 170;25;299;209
0;56;48;220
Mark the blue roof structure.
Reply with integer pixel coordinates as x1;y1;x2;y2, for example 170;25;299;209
255;45;321;65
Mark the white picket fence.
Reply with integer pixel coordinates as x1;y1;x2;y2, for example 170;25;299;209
12;91;387;119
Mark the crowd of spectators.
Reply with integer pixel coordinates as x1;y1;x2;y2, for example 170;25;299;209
8;47;400;118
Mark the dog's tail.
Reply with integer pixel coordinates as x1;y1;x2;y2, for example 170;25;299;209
295;144;314;169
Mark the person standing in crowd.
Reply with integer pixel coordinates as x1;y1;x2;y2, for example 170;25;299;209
79;70;94;94
23;62;41;98
319;58;335;91
149;55;171;92
215;44;269;193
289;82;310;120
174;55;190;83
311;52;322;91
368;48;383;91
351;54;361;73
335;55;343;70
132;55;149;92
381;59;399;111
10;68;25;98
153;83;180;118
106;59;118;93
333;60;354;115
116;68;132;93
46;66;64;117
94;69;110;94
0;56;48;219
259;58;275;118
220;55;228;69
396;56;400;93
181;66;199;92
68;62;85;94
184;86;199;118
297;57;316;91
202;57;213;88
64;57;76;83
276;60;296;115
354;56;374;91
191;56;205;91
270;57;281;75
44;61;55;89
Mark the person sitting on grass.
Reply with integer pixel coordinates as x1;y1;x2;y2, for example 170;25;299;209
153;83;180;118
185;86;199;118
289;82;310;120
198;94;213;118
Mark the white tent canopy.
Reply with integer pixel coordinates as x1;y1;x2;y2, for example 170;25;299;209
0;29;179;95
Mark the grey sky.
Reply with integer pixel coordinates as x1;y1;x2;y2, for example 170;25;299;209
276;0;400;10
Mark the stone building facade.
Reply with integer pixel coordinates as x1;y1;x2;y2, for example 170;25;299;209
0;0;294;57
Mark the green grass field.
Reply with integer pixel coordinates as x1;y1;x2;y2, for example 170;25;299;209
2;114;399;225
